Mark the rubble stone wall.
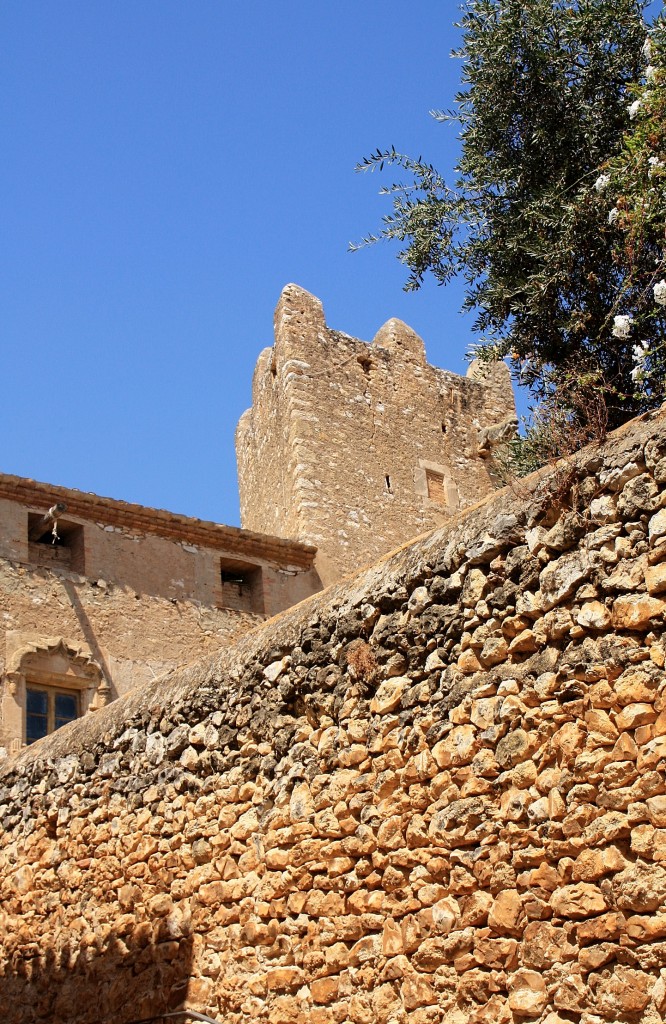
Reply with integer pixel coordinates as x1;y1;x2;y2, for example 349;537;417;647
237;285;516;584
3;411;666;1024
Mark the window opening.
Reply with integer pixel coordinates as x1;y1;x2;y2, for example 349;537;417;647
27;512;85;572
219;558;264;614
385;475;393;494
441;422;447;434
26;686;80;745
357;355;372;376
425;469;447;505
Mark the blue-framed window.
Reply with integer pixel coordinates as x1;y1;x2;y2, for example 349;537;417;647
26;686;79;744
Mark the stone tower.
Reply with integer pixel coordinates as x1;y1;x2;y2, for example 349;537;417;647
236;284;517;585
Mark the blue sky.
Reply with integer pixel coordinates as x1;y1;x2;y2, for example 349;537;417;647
0;2;570;526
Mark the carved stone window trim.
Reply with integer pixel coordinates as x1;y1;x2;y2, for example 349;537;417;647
3;638;110;749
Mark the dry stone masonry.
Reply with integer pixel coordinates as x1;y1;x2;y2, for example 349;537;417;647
3;410;666;1023
237;285;517;585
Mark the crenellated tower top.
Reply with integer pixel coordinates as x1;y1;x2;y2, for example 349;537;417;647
237;285;517;584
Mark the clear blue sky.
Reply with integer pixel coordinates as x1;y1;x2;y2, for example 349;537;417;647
2;2;536;526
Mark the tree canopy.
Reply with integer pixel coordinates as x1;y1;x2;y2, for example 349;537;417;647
354;0;660;432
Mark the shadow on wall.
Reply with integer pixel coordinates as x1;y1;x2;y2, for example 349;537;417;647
60;576;116;697
3;931;195;1024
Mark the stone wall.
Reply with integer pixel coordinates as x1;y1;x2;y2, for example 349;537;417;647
3;410;666;1024
237;285;516;585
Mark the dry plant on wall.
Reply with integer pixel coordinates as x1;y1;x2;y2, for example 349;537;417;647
345;639;378;686
491;365;609;488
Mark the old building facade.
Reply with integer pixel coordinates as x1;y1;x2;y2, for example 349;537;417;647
0;473;319;756
237;284;517;584
1;283;516;756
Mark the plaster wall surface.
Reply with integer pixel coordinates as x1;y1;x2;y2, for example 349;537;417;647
237;285;516;584
3;411;666;1023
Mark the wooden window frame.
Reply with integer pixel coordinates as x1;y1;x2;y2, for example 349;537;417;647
25;684;81;745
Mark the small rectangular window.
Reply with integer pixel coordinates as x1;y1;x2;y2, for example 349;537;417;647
27;513;85;573
219;558;264;614
425;470;447;505
26;686;80;744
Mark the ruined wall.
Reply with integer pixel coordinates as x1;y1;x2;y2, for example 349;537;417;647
3;411;666;1024
237;284;516;585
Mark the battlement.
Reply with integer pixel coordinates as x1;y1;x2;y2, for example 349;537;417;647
237;284;517;583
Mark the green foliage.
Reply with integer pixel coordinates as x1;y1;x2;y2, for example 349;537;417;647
353;0;650;429
600;16;666;404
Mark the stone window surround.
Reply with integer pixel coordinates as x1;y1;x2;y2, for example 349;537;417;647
414;459;460;509
3;638;110;754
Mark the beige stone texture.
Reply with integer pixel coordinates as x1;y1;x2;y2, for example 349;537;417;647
0;475;320;754
2;410;666;1023
237;284;516;584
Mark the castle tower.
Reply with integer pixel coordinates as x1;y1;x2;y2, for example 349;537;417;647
236;285;517;585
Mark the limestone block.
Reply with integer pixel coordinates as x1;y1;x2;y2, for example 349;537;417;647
594;966;650;1017
650;506;666;542
507;968;547;1016
615;703;657;730
488;890;525;936
521;921;577;969
553;972;589;1012
647;795;666;827
264;657;291;682
371;677;409;715
432;726;480;768
612;593;666;629
617;472;660;516
590;494;618;523
625;913;666;940
601;554;648;591
407;586;431;614
612;862;666;912
479;636;509;666
265;966;306;991
496;728;535;769
577;601;611;630
508;629;540;654
540;552;590;610
310;976;340;1004
550;883;607;918
401;975;437;1009
646;561;666;593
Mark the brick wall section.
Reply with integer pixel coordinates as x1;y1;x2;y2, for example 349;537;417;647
237;284;517;585
3;411;666;1023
